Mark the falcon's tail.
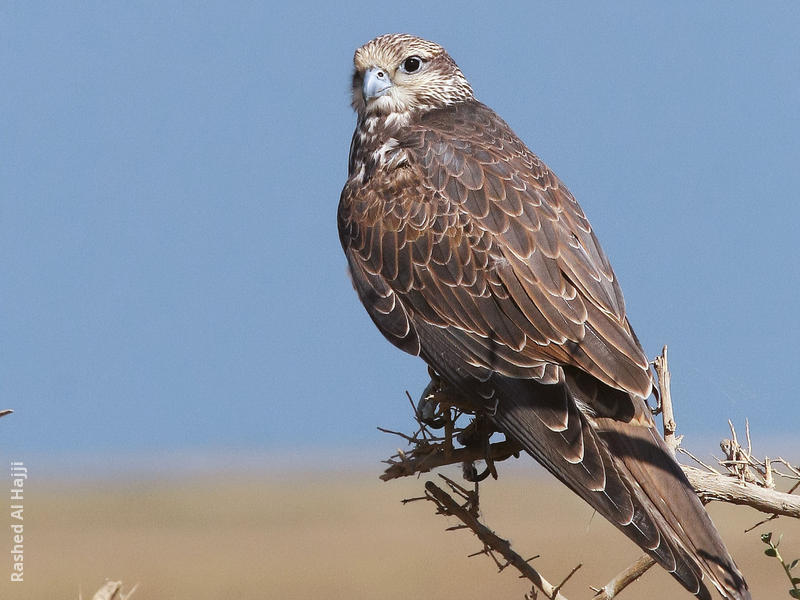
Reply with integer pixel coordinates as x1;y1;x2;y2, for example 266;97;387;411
489;376;750;600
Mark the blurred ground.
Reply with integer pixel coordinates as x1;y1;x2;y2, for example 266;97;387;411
2;465;797;599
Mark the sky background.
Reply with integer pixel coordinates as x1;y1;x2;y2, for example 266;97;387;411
2;2;799;475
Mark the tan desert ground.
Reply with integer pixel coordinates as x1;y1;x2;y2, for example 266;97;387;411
3;459;799;600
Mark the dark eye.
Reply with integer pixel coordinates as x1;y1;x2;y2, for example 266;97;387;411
401;56;422;73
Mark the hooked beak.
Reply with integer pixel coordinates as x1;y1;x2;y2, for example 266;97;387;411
363;67;392;101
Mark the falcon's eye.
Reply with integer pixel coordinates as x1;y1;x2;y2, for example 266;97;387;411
401;56;423;73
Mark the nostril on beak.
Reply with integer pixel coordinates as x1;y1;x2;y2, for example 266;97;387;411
363;67;392;101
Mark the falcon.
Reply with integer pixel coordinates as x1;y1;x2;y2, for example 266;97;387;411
338;34;750;599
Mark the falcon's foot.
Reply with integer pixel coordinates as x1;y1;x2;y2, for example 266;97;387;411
458;414;499;482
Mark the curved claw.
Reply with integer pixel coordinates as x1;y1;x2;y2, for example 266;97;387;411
458;415;499;481
416;372;453;429
462;461;494;482
417;381;449;429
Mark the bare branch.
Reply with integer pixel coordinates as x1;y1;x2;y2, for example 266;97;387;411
424;478;571;600
384;435;800;519
683;466;800;518
744;513;779;534
552;563;583;598
652;346;679;455
678;447;723;475
381;439;521;481
592;554;656;600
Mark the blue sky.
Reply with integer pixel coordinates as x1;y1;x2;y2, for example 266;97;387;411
2;3;799;470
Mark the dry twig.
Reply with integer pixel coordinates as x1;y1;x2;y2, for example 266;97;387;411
652;346;679;455
591;554;656;600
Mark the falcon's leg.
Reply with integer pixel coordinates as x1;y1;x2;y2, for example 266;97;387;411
457;414;499;482
416;371;450;429
415;367;474;428
415;369;503;481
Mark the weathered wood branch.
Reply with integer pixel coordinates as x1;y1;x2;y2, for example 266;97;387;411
683;466;800;518
653;346;679;455
384;440;800;520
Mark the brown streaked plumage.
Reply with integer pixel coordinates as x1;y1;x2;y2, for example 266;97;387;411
338;33;750;600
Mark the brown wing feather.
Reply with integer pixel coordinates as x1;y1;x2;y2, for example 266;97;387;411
341;100;651;401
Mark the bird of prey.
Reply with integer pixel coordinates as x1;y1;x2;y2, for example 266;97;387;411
338;34;750;600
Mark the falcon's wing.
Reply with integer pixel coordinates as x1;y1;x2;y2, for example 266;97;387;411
340;100;652;404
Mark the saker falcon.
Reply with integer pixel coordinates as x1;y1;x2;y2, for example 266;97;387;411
337;34;750;600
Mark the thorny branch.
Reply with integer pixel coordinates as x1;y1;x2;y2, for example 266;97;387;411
380;438;521;481
420;475;572;600
381;346;800;598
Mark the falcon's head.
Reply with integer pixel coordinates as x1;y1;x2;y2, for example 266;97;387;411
351;34;474;118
